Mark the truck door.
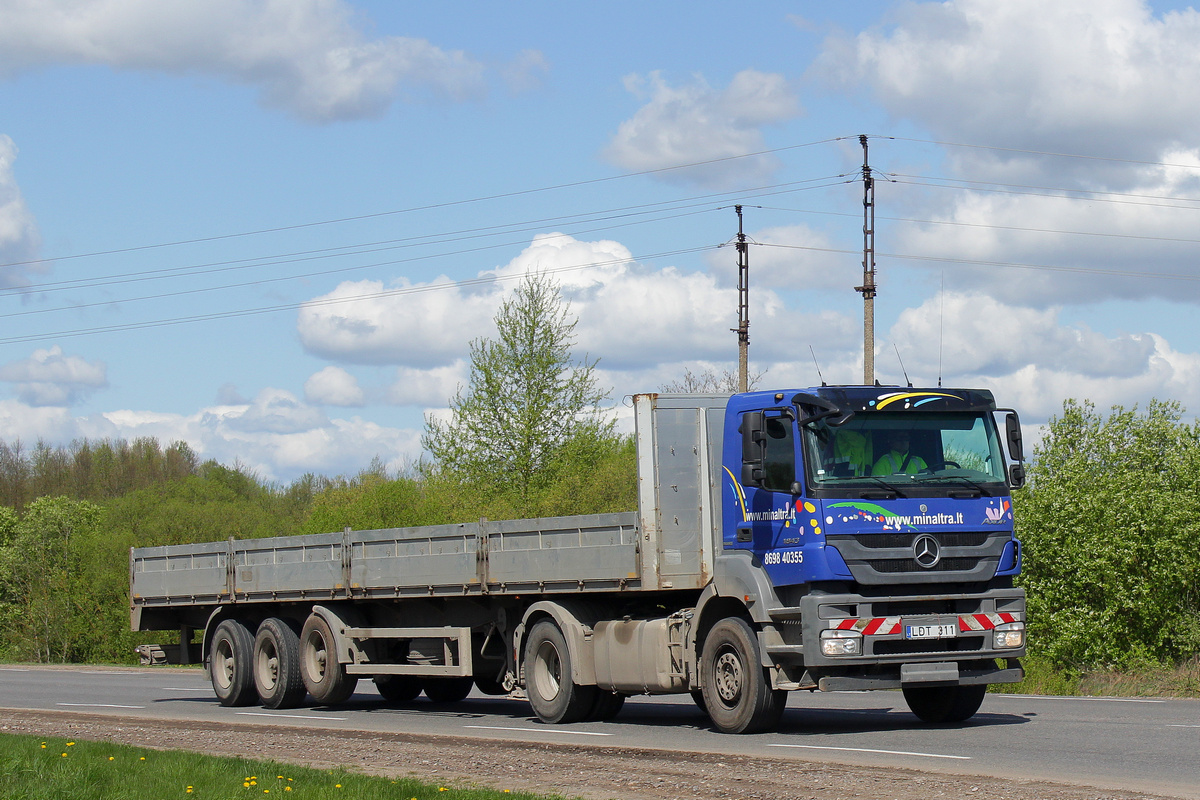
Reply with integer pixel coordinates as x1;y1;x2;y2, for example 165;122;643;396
732;410;801;554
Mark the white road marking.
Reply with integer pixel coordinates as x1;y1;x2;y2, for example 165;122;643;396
464;725;614;737
1167;724;1200;728
78;671;145;676
995;694;1165;703
57;703;145;709
768;743;971;760
160;687;212;691
0;668;31;672
236;712;347;721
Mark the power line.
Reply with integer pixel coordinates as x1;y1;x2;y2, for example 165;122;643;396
0;246;719;346
0;138;842;271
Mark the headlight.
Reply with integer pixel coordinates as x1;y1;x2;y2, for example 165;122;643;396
820;629;863;656
993;621;1025;649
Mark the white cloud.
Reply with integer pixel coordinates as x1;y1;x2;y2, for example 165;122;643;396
387;362;466;408
881;292;1200;423
0;135;43;287
603;69;801;188
820;0;1200;176
0;0;490;122
304;366;364;407
73;389;421;481
0;345;107;406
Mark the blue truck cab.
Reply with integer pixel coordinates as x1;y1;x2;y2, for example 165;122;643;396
719;385;1026;721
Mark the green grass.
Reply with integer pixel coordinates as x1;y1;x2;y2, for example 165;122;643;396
991;655;1200;698
0;734;566;800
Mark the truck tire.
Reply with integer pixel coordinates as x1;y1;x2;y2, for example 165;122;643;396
700;617;786;734
524;618;597;724
424;676;474;703
473;674;508;696
210;619;256;707
373;675;423;703
902;684;987;724
586;690;626;721
253;617;307;709
299;613;358;705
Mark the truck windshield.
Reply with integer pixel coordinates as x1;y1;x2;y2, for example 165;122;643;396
801;411;1008;492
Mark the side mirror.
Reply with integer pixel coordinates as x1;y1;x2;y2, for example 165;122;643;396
1005;412;1024;462
1008;463;1026;490
740;410;766;486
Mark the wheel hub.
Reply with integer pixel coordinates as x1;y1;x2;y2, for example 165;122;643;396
714;651;743;703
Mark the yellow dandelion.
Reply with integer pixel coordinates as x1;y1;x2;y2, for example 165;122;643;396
244;782;251;788
40;744;46;749
61;753;68;757
284;788;292;793
335;784;342;789
140;757;146;761
67;742;75;746
109;756;115;761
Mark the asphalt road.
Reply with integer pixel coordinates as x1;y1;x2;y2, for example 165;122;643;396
1;665;1196;798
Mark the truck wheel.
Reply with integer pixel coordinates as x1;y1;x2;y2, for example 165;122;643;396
424;676;474;703
524;619;596;724
690;689;709;717
586;690;626;721
700;617;786;734
253;618;306;709
902;684;987;724
299;614;358;705
210;619;256;707
473;674;508;696
373;675;423;703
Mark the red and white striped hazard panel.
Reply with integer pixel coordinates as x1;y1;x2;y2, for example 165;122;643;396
830;611;1021;635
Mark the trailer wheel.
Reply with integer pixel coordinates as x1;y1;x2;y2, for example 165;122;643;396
299;614;358;705
210;619;256;707
902;684;987;724
524;619;596;724
700;617;785;734
424;676;474;703
373;675;423;703
253;618;306;709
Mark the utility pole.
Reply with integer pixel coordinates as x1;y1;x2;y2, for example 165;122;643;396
733;204;750;393
855;134;877;385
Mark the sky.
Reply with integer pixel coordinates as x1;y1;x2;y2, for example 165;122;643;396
3;0;1200;482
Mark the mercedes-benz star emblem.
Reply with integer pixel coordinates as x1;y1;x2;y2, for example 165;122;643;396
913;534;941;569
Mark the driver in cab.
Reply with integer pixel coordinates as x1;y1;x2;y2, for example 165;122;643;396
872;431;927;476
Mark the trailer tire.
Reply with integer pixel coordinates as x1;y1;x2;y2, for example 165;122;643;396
524;619;596;724
700;617;785;734
902;684;987;724
253;618;307;709
424;677;474;704
299;614;358;705
210;619;256;707
373;675;423;703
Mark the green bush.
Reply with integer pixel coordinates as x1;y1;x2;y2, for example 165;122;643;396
1016;399;1200;669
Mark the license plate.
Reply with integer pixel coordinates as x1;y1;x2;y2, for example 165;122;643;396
905;623;958;640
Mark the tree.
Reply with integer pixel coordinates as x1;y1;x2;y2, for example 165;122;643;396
1016;398;1200;669
661;365;764;393
422;273;616;507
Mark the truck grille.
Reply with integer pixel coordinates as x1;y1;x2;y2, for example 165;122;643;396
826;530;1010;585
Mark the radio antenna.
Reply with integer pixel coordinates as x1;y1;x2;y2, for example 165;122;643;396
894;343;912;388
937;270;945;388
809;346;827;386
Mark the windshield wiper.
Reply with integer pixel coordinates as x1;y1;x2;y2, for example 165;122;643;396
911;474;995;496
857;476;907;499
